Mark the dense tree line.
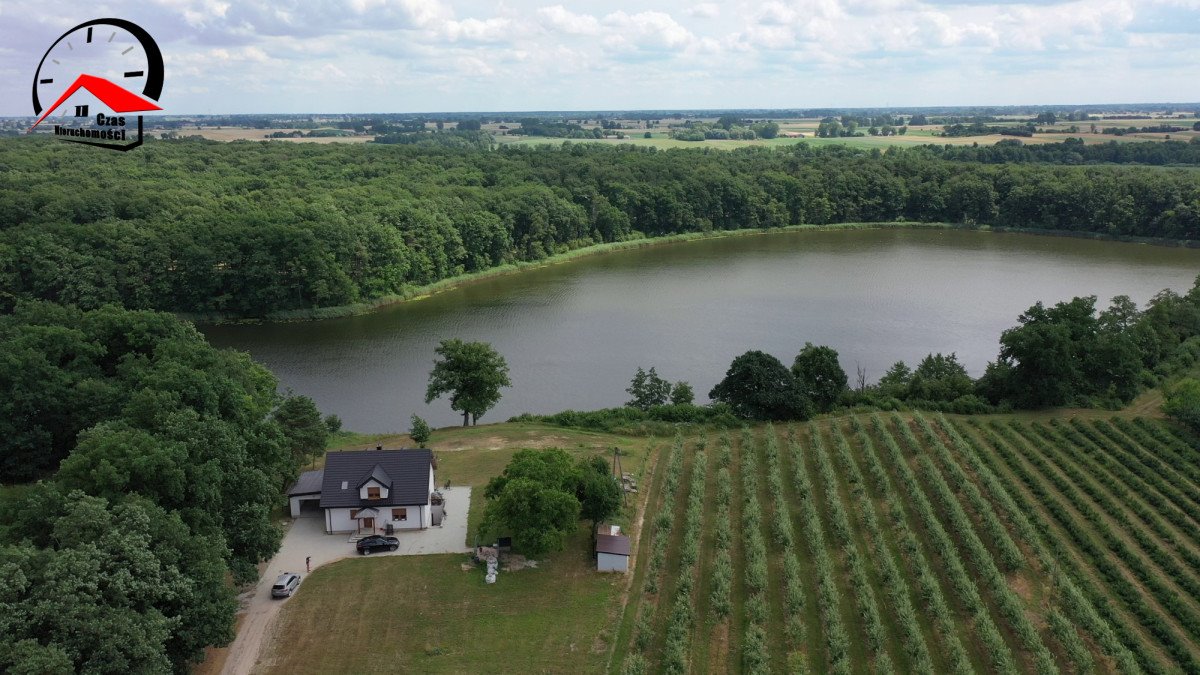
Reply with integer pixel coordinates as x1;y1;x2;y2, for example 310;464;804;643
5;137;1200;318
922;137;1200;165
372;129;495;150
0;302;326;672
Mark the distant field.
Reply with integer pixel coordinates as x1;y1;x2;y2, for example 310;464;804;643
493;116;1200;151
178;116;1200;149
174;127;373;143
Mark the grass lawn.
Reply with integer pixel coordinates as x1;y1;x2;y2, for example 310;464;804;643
263;528;622;674
261;421;660;672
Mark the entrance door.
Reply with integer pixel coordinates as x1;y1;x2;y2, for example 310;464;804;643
362;517;375;531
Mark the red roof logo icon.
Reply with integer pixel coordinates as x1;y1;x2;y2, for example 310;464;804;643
29;73;161;131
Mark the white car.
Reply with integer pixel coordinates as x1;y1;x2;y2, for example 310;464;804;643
271;572;301;598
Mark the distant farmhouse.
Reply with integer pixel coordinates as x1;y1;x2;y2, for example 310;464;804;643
288;448;439;534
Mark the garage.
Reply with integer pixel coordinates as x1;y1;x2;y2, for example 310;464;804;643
287;470;324;518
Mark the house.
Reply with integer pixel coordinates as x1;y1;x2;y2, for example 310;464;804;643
286;447;436;534
596;524;630;573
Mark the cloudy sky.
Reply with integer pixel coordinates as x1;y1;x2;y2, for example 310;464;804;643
0;0;1197;115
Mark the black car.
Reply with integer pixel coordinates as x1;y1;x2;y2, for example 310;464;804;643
356;535;399;554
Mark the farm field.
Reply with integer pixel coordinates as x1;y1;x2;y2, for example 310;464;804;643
250;410;1200;674
615;413;1200;674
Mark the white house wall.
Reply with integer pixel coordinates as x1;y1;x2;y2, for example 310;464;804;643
324;504;430;534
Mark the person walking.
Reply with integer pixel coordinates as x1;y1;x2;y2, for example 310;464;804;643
305;556;311;573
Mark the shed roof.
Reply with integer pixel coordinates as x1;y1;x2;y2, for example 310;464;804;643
320;449;434;509
596;533;631;556
287;469;324;496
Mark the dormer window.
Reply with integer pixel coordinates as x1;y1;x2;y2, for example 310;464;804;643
367;486;381;500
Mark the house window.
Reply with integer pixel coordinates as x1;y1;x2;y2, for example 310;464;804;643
367;486;381;499
392;508;407;521
350;509;359;519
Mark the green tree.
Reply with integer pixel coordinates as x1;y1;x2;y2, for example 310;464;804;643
323;413;343;434
274;394;329;468
573;455;622;538
1164;378;1200;431
0;490;235;673
877;361;912;399
791;343;847;412
670;381;695;406
709;350;812;420
626;366;671;410
484;448;575;498
425;339;511;426
908;353;974;402
478;451;583;551
409;414;432;446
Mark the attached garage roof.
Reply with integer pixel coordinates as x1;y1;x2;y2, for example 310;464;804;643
596;533;630;556
320;449;434;508
287;469;324;496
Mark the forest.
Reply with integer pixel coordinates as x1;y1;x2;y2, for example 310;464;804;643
0;302;331;672
4;136;1200;318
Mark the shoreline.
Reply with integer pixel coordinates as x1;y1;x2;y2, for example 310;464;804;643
186;222;1200;325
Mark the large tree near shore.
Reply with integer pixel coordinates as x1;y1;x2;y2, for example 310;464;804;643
425;338;511;426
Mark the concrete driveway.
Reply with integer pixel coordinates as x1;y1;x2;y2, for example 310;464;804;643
221;487;471;675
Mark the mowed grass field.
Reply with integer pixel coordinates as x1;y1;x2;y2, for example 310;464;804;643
258;423;662;673
616;413;1200;674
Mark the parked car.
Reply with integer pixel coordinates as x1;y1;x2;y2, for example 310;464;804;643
271;572;301;598
356;535;399;554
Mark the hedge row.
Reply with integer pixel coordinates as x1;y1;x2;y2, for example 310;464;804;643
814;426;891;670
956;418;1149;674
898;415;1057;674
1008;422;1200;644
739;427;771;675
987;421;1197;672
788;426;851;674
857;416;973;674
835;420;935;673
872;415;1018;674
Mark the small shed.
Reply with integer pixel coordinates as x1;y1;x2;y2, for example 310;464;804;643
596;525;630;573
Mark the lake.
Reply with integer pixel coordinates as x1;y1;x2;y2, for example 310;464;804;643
200;228;1200;431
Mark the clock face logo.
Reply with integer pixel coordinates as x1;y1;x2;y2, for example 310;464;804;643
28;18;164;152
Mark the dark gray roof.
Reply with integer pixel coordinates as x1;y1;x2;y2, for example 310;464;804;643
596;534;630;556
359;464;392;489
319;449;433;509
287;469;324;496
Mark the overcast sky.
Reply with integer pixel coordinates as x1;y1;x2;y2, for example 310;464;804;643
1;0;1198;115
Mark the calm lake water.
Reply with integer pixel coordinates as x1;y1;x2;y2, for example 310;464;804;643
201;229;1200;431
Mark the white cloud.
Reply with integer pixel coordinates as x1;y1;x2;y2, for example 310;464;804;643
537;5;601;35
601;10;695;51
686;3;720;18
0;0;1196;114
